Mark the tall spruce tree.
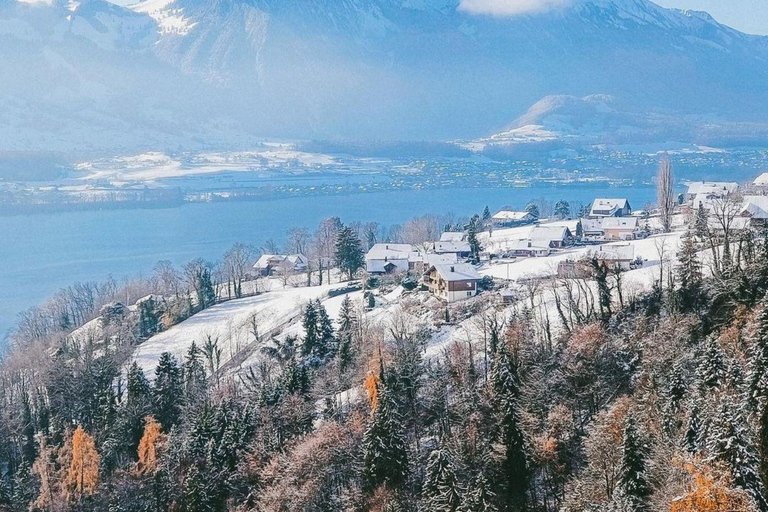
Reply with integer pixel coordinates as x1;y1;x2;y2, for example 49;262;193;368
362;376;408;492
337;295;356;372
684;404;702;455
614;418;651;512
334;226;364;280
422;447;462;512
315;299;336;361
698;337;727;389
460;474;498;512
301;301;319;360
706;401;767;511
154;352;183;430
467;215;483;263
183;341;208;404
491;347;529;511
748;300;768;489
676;227;704;313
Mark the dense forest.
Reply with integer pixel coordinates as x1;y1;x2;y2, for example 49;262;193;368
2;215;768;512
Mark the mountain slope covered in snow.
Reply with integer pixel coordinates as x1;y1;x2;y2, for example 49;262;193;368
2;0;768;152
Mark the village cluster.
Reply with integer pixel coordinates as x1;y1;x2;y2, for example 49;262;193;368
245;172;768;305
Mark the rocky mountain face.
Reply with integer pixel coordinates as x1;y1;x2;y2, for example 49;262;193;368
2;0;768;153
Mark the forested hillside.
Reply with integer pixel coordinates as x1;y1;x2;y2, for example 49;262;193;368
3;221;768;511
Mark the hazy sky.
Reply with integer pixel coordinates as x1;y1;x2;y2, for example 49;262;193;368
654;0;768;35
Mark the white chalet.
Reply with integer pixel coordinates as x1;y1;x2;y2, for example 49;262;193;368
365;244;419;274
740;195;768;226
685;182;739;205
582;217;641;242
253;254;308;276
424;263;481;303
492;210;534;227
440;232;466;243
589;198;632;218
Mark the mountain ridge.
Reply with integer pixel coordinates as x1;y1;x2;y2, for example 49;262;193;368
2;0;768;152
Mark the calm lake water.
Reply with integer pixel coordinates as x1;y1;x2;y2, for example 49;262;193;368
0;184;657;340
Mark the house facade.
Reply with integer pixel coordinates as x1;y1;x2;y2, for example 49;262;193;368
424;263;481;303
581;217;640;242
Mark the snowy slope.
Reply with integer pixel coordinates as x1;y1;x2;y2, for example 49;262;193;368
130;282;351;379
3;0;768;149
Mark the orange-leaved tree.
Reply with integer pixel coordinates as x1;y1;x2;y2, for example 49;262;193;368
670;458;757;512
66;426;100;500
137;416;165;475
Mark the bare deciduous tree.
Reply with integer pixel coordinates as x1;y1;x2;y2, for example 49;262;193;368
657;155;675;233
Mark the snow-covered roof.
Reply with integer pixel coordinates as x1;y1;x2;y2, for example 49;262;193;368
754;173;768;187
432;241;471;253
254;254;308;269
589;198;630;216
429;263;481;282
600;217;639;230
506;240;551;252
440;231;466;242
492;210;531;221
366;243;415;261
685;181;738;196
594;244;635;261
528;225;570;243
423;253;458;266
741;195;768;219
582;217;638;232
254;254;281;269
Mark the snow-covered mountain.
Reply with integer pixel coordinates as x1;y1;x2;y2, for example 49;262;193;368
472;94;768;154
2;0;768;153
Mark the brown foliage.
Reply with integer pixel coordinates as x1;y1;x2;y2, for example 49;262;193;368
253;418;365;512
66;426;100;500
670;459;757;512
364;371;380;412
137;416;165;475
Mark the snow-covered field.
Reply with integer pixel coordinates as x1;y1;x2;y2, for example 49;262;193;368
76;147;340;184
131;282;350;378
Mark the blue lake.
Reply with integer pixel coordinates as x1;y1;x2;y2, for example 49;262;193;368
0;184;657;340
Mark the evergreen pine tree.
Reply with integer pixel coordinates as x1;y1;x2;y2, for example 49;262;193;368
154;352;184;430
748;302;768;496
122;362;154;454
614;418;651;512
482;206;492;222
676;227;704;312
337;295;356;372
10;460;33;512
525;202;540;222
196;268;216;309
684;404;702;455
334;226;365;280
301;300;319;360
491;347;529;511
466;215;483;263
315;299;336;360
695;203;709;238
423;447;462;512
554;200;570;220
362;378;408;492
183;341;208;404
698;337;726;389
460;474;498;512
706;401;767;511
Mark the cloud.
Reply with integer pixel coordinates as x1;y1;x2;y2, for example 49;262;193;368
458;0;575;17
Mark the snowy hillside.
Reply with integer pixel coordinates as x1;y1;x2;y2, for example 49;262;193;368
472;94;768;152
